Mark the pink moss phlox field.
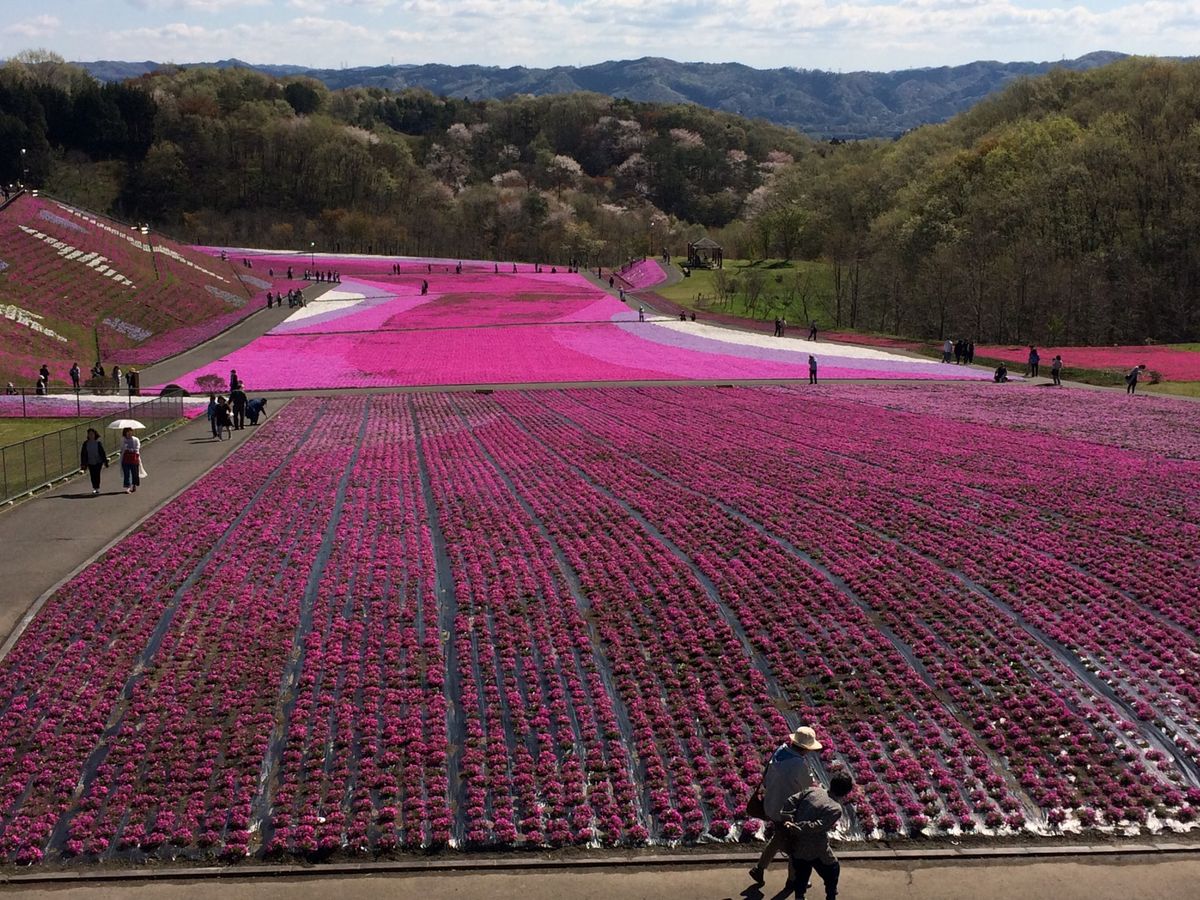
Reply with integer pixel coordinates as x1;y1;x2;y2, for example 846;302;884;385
973;344;1200;381
1;385;1198;864
0;395;207;420
172;269;987;390
616;259;667;289
0;198;291;385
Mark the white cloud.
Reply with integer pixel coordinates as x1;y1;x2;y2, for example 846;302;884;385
3;15;61;39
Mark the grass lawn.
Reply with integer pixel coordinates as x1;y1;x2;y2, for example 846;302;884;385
1145;381;1200;398
0;418;91;446
1170;343;1200;352
1;418;94;501
657;258;836;323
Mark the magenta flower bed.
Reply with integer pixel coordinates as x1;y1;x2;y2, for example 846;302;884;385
0;385;1198;865
170;271;987;390
617;259;666;289
973;344;1200;381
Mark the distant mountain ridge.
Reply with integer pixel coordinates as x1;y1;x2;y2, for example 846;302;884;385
77;52;1130;138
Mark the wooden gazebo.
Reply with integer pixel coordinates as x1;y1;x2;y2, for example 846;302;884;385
687;237;724;269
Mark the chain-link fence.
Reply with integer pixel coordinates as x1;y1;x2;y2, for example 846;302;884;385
1;394;183;504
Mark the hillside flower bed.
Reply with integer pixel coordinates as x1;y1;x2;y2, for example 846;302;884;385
0;198;284;384
0;385;1197;865
171;270;988;390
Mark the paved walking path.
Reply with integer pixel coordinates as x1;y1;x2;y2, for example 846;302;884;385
3;853;1198;899
0;411;284;654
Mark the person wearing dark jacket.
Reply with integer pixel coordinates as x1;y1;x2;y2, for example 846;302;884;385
782;772;855;900
749;726;822;887
229;385;248;430
79;428;109;495
246;397;268;425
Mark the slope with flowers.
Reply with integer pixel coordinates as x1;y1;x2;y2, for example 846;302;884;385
0;384;1197;865
0;196;292;388
172;258;989;389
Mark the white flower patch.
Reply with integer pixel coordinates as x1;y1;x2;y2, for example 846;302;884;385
18;226;135;288
205;284;247;307
2;304;69;343
102;316;153;342
53;203;228;281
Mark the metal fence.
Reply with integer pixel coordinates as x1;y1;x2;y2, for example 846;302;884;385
1;394;184;504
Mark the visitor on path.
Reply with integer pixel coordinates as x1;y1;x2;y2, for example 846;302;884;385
246;397;268;425
954;339;964;365
1126;364;1147;395
216;397;233;439
111;365;122;392
35;377;46;396
1051;355;1063;386
230;385;248;430
609;275;615;288
808;356;818;385
782;772;855;900
120;427;141;494
4;382;15;395
781;317;788;336
809;321;818;341
774;317;782;337
993;364;1009;383
966;340;975;364
69;363;80;390
1027;346;1040;378
638;306;645;322
680;311;687;321
619;288;625;302
421;280;429;296
207;394;221;439
690;312;696;322
942;339;953;363
79;428;109;495
229;369;241;391
39;363;50;386
749;726;822;888
91;362;105;380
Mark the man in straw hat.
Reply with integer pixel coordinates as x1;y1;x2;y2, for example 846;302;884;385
749;725;823;887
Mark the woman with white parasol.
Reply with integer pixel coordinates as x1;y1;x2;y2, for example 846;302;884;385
108;419;146;494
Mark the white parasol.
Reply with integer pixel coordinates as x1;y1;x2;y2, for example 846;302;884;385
107;419;146;430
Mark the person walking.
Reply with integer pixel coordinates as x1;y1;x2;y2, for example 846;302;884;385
953;339;963;365
217;397;234;438
39;363;50;386
1027;346;1040;378
808;355;818;385
69;362;80;391
230;384;248;430
119;427;141;493
638;306;645;322
1126;363;1147;395
206;394;221;439
941;338;953;363
808;321;818;341
79;428;109;495
229;369;241;392
782;772;855;900
1051;355;1063;386
966;340;975;364
774;317;782;337
111;365;122;392
749;726;823;887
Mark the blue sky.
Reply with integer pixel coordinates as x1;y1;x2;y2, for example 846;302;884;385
0;0;1193;72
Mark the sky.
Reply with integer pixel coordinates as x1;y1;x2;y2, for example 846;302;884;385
0;0;1195;74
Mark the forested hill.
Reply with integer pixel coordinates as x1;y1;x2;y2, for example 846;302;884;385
77;52;1128;139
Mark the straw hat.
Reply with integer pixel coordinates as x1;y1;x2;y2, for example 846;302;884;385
789;726;823;751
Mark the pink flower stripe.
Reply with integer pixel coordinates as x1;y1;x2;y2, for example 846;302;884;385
0;384;1197;865
0;395;208;420
168;272;988;390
